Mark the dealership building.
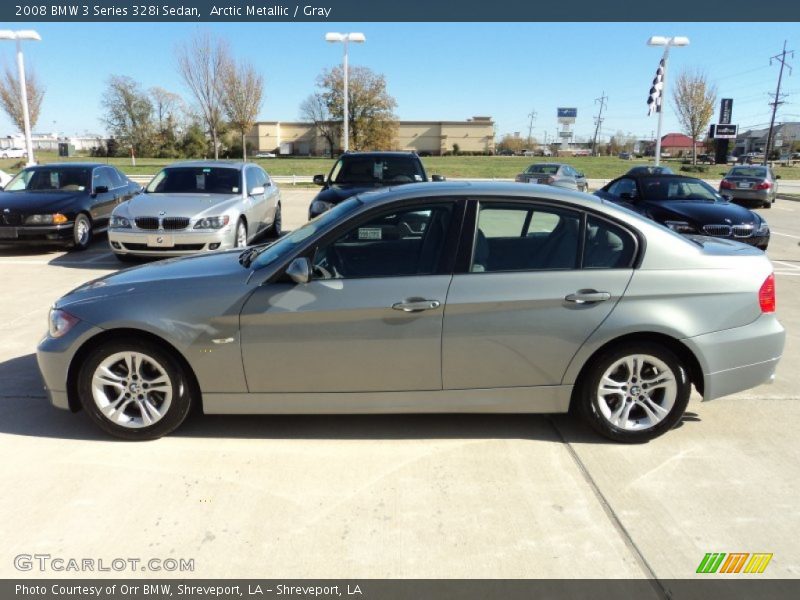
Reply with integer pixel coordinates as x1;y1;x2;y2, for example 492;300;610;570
247;116;495;156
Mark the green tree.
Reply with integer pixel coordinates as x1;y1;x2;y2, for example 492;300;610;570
101;75;155;157
180;122;209;158
220;58;264;161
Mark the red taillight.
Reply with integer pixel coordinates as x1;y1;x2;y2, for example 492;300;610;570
759;273;776;313
755;181;772;190
720;180;734;189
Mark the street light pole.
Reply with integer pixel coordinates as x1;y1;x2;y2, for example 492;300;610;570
647;35;689;167
325;32;365;153
0;30;41;167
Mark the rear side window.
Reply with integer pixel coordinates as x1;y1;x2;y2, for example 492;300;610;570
584;215;637;269
472;204;581;272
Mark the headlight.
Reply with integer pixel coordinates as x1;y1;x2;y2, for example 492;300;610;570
194;216;230;230
664;220;696;233
48;308;80;339
756;219;769;235
109;215;131;229
310;200;333;215
24;213;68;225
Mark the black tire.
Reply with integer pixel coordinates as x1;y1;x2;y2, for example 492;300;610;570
71;213;93;251
763;200;772;209
77;338;195;440
234;218;248;248
269;203;282;238
575;341;691;443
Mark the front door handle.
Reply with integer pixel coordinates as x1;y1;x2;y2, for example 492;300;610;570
565;290;611;304
391;298;441;312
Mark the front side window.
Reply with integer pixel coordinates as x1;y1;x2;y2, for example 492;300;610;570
312;203;454;279
146;167;242;195
93;168;115;191
471;203;581;272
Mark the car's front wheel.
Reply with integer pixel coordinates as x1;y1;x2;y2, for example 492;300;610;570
77;339;195;440
576;342;691;443
234;218;248;248
71;214;93;251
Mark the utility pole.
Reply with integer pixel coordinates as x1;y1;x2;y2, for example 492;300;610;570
527;110;537;149
764;41;793;166
591;91;608;156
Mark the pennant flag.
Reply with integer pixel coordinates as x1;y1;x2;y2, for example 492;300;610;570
647;59;665;116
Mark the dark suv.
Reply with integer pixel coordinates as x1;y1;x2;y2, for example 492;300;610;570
308;152;444;219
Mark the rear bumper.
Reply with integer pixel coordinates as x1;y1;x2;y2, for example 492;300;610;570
0;223;73;243
108;228;235;257
683;314;785;401
721;188;771;204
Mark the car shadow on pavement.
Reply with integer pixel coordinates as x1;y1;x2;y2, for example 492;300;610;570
0;353;702;444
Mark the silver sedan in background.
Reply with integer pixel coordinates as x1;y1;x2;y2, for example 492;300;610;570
108;161;281;260
719;165;778;209
515;163;588;192
38;182;784;442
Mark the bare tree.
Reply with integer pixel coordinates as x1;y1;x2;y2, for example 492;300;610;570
672;70;717;165
220;58;264;161
0;64;45;133
149;87;183;131
299;93;339;156
101;75;155;157
175;31;229;159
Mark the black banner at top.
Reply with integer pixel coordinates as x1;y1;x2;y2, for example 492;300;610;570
2;0;800;22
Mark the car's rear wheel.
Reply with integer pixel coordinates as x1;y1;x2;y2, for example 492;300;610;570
71;214;93;251
576;342;691;443
77;339;194;440
763;199;772;209
234;218;248;248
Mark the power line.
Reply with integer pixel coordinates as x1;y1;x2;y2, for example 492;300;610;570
764;41;794;164
591;91;608;156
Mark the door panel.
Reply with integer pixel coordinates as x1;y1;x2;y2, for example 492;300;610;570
240;276;452;393
442;270;633;389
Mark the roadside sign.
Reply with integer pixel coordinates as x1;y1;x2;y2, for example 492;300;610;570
557;108;577;124
720;99;733;125
710;123;738;139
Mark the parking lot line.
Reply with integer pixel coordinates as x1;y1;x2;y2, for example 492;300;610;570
770;230;800;240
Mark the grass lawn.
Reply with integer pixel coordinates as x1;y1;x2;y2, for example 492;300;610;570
3;152;800;181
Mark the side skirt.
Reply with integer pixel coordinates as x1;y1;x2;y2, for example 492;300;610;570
203;385;573;415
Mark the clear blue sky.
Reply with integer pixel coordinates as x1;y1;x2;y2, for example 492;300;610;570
2;21;799;142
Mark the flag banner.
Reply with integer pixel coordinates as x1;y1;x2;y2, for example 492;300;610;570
647;59;665;116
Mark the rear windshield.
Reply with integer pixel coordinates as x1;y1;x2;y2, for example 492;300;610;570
639;177;722;202
729;167;767;178
330;156;425;185
146;167;242;194
4;167;91;192
525;165;560;175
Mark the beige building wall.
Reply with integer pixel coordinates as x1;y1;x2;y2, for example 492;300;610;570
249;117;495;156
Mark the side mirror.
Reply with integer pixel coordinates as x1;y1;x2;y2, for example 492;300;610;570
286;257;311;284
431;174;446;182
250;186;265;196
94;185;109;195
313;174;326;186
576;172;584;178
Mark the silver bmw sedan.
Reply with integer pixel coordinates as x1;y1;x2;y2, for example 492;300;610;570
108;161;281;260
38;182;785;442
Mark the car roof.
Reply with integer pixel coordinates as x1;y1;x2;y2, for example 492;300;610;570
526;163;566;168
161;160;248;170
28;162;106;169
340;151;420;158
619;173;702;182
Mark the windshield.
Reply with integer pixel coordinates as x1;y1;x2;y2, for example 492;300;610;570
525;164;560;175
729;167;767;178
146;167;242;194
640;177;723;202
329;156;425;185
4;167;91;193
251;198;363;270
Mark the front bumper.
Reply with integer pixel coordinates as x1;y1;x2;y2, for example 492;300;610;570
683;313;785;401
36;320;105;411
0;223;73;243
108;228;235;257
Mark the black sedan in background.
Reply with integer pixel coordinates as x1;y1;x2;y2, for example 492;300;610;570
595;174;770;250
0;163;140;250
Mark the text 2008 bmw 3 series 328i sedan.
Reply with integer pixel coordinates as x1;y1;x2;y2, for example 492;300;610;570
37;182;785;442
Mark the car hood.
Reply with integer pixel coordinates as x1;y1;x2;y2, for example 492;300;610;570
0;191;83;213
644;199;758;225
56;250;251;310
120;193;242;217
314;184;390;205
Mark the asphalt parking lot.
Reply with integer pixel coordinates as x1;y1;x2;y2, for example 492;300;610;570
0;187;798;580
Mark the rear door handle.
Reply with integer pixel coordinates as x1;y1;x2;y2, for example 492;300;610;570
391;299;441;312
565;290;611;304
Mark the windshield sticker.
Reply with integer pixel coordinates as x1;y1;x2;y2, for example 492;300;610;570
196;175;206;190
373;162;383;179
232;187;239;193
359;227;382;240
414;174;423;181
